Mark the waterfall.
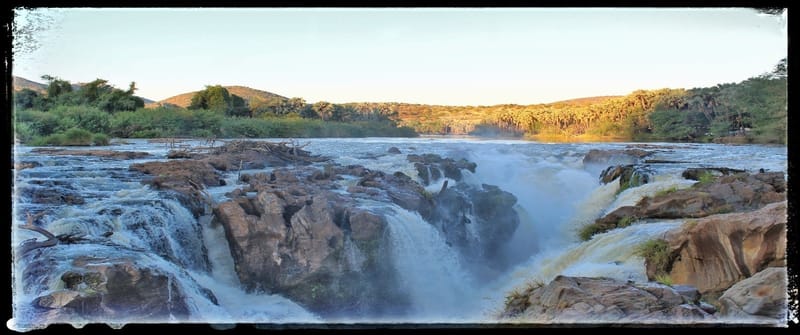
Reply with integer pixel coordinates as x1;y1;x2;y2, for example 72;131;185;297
385;206;480;322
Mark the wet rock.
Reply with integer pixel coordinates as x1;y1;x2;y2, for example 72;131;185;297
34;290;81;309
501;276;713;323
14;161;42;170
583;148;652;165
166;150;193;159
681;167;745;181
23;187;85;205
130;160;222;188
206;140;329;169
31;148;152;160
646;201;786;295
599;164;652;189
129;160;222;216
387;147;402;154
26;255;192;323
214;167;405;315
718;267;787;323
432;183;519;269
407;153;477;185
349;210;387;241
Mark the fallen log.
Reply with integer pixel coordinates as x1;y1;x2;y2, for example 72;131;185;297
18;212;58;254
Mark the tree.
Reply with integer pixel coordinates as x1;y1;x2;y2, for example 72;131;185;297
189;85;250;117
312;101;335;121
42;75;73;98
14;88;42;110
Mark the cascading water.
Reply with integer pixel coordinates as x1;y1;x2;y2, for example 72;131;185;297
384;206;479;322
10;138;788;328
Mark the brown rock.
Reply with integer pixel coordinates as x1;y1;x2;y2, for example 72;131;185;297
349;210;387;241
502;276;712;323
33;290;81;309
648;201;786;295
593;172;786;239
718;267;787;323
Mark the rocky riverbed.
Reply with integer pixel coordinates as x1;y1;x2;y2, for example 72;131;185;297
500;148;789;325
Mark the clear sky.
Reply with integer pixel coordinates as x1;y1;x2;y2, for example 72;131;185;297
12;8;787;106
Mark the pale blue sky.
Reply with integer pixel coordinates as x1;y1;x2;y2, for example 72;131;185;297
13;8;787;106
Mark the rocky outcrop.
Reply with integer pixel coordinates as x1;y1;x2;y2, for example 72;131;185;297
582;148;652;166
590;171;786;239
27;255;191;324
31;148;152;160
501;275;713;323
432;183;519;268
718;267;788;323
599;164;652;189
681;167;745;181
645;201;786;296
21;183;85;205
214;165;410;316
407;153;477;186
129;160;223;216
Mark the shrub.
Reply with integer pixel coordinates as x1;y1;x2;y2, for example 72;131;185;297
636;239;673;276
92;133;110;146
697;171;716;185
13;122;38;143
578;223;604;241
616;216;635;228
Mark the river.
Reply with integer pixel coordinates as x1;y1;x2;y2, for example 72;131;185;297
9;137;788;329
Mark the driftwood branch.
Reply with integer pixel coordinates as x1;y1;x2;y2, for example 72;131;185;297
18;212;58;254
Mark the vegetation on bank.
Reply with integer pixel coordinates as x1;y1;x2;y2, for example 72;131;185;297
13;58;785;145
391;59;785;144
13;80;417;145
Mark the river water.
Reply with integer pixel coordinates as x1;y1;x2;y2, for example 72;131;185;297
9;137;787;329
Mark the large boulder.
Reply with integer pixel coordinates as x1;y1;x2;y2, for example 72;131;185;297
645;201;786;295
407;153;477;185
599;164;652;189
214;166;406;316
26;255;192;324
501;275;713;323
432;183;519;269
718;267;788;324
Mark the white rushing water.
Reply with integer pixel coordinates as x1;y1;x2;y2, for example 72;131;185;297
10;137;788;329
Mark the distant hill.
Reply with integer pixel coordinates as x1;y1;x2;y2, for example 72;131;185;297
153;85;287;108
13;76;154;103
13;76;48;93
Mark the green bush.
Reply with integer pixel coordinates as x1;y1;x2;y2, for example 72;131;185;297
92;133;110;146
636;239;673;276
697;171;716;185
13;122;38;143
578;223;604;241
616;216;635;228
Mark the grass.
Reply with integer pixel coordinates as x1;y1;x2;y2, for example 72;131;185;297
578;223;605;241
654;273;673;286
616;216;635;228
655;186;679;197
503;279;545;316
636;239;673;276
697;171;717;185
